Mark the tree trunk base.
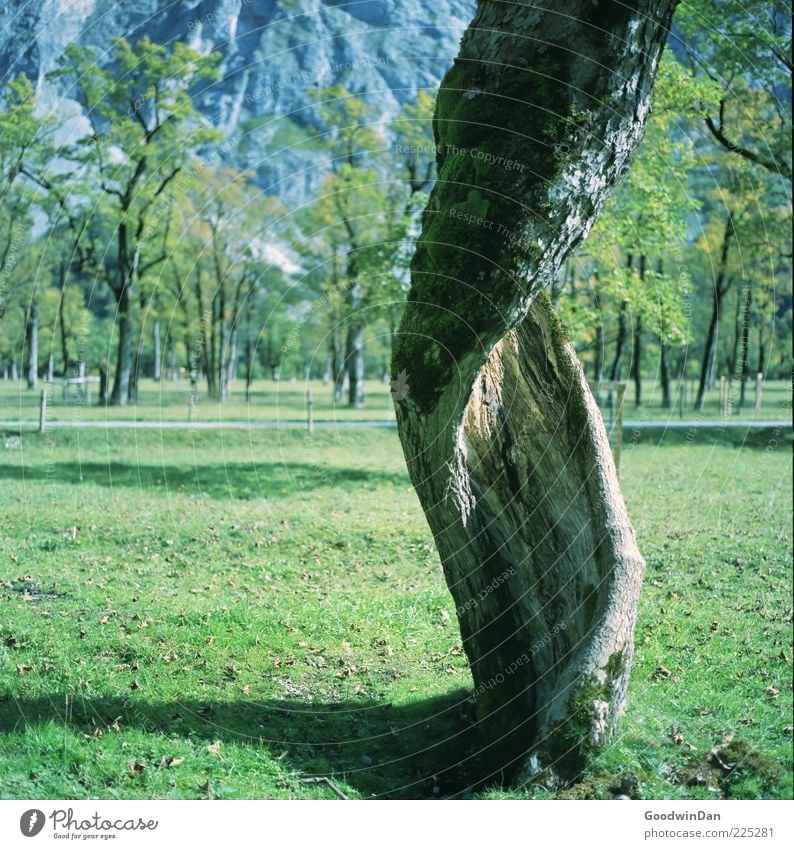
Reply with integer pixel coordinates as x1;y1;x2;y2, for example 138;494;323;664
398;298;644;783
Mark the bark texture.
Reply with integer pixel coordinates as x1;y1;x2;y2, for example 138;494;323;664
392;0;678;783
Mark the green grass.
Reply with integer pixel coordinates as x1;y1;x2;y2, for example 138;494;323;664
0;376;790;423
0;424;790;799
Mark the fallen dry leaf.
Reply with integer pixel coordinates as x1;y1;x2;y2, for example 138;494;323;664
16;664;32;676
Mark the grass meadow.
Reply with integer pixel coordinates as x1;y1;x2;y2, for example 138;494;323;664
0;420;791;799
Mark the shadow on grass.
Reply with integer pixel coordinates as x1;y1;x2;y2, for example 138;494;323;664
0;461;407;499
0;690;490;799
621;425;791;450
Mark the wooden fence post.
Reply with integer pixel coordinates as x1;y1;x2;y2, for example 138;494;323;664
306;389;314;433
755;373;763;413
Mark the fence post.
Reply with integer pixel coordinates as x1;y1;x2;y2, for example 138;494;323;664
39;390;47;433
755;373;763;413
306;389;314;433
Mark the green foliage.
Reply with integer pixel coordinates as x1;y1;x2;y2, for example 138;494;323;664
676;0;792;180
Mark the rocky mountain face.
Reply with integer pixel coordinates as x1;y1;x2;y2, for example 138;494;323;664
2;0;474;204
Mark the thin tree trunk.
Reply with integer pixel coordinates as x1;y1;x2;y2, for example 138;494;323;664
660;341;672;408
729;287;742;377
223;327;237;401
26;287;39;389
332;331;345;403
167;336;176;380
110;234;140;406
346;322;365;408
98;359;109;405
110;286;134;405
632;317;642;407
153;318;161;381
695;216;734;410
322;353;332;385
697;294;721;410
245;337;255;403
610;300;628;381
11;358;18;382
610;255;632;382
737;284;751;409
655;259;672;409
130;298;145;405
345;277;365;408
592;289;605;386
392;0;676;784
630;257;645;408
59;301;69;373
195;270;215;398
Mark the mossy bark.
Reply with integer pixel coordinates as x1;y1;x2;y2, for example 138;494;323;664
392;0;678;784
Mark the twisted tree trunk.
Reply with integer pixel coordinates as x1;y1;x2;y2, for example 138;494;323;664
392;0;677;784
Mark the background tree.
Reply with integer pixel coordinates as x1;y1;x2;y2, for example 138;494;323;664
43;37;221;404
676;0;792;183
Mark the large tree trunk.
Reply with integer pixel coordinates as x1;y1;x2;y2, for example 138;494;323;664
25;287;38;390
391;0;677;785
